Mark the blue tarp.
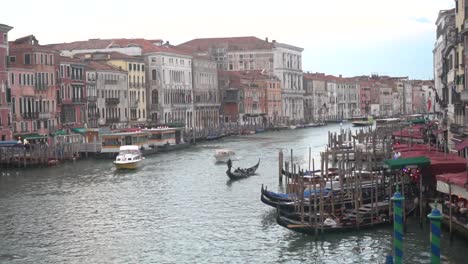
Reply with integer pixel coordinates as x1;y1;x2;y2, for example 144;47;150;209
0;141;23;147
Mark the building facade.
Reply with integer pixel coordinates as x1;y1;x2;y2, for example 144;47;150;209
0;24;13;140
192;57;220;129
146;51;194;128
58;56;87;129
8;35;59;138
86;61;129;128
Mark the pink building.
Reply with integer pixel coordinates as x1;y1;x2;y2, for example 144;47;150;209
0;24;13;141
8;35;59;139
358;80;372;116
58;56;87;129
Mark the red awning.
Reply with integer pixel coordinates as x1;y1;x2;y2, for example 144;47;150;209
436;172;468;189
454;139;468;151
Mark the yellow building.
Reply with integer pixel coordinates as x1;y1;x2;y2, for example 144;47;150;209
105;52;147;124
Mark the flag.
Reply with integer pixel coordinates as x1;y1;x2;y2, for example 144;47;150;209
427;98;432;112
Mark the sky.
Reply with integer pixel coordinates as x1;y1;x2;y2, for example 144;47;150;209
2;0;455;79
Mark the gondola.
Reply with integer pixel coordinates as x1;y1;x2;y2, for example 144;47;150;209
226;159;260;180
276;201;417;235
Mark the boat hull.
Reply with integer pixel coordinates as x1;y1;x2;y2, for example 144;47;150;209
114;161;141;170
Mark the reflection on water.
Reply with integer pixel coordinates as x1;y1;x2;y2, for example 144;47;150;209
0;123;467;263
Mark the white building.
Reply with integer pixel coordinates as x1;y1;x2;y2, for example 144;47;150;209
146;51;194;128
273;42;304;123
177;37;304;123
86;61;129;129
192;56;220;129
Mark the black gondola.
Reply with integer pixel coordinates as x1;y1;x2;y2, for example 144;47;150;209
226;159;260;180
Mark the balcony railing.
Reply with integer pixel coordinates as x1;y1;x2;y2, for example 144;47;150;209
87;96;97;101
130;100;139;108
105;98;120;105
35;83;47;90
106;117;120;123
21;112;39;119
88;112;100;119
72;97;87;104
39;112;51;119
104;80;118;85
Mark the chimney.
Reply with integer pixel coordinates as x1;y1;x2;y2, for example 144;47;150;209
265;37;268;42
272;40;276;43
339;74;342;78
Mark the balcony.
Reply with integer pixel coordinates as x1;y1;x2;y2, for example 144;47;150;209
39;112;51;119
106;117;120;123
72;97;87;104
105;98;120;105
150;104;160;111
35;83;47;90
21;112;39;119
87;95;97;101
104;80;118;85
88;112;100;119
130;100;139;108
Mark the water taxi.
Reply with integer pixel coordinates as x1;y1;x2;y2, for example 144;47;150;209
214;149;236;163
114;145;144;169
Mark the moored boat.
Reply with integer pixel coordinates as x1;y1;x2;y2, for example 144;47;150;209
113;145;144;170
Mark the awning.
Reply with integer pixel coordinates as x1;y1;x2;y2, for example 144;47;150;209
384;156;431;170
454;139;468;151
71;128;87;134
15;133;48;140
410;119;426;124
50;130;67;136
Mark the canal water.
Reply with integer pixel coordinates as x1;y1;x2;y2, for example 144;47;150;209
1;123;467;263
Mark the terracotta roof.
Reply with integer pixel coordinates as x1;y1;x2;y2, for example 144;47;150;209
177;36;274;52
59;56;85;64
47;38;191;56
85;61;126;72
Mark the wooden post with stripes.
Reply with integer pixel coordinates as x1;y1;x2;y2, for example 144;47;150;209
427;202;442;264
391;186;405;264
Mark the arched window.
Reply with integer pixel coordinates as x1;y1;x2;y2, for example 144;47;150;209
152;90;159;105
152;69;157;81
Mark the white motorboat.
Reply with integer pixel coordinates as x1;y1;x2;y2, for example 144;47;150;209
214;149;236;163
114;145;144;170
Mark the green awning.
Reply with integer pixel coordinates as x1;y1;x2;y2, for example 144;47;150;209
71;128;87;134
50;130;67;136
384;156;431;170
15;133;48;140
410;119;426;124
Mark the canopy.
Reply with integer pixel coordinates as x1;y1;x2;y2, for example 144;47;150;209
454;139;468;151
384;156;431;170
0;141;23;147
436;172;468;188
71;128;87;134
16;133;48;140
410;118;426;124
50;130;67;136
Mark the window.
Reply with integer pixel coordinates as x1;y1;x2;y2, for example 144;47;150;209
129;63;132;71
9;56;16;63
137;64;140;71
152;69;157;80
10;73;14;85
24;54;31;65
141;65;144;71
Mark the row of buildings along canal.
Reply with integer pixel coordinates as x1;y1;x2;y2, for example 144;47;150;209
0;23;434;144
